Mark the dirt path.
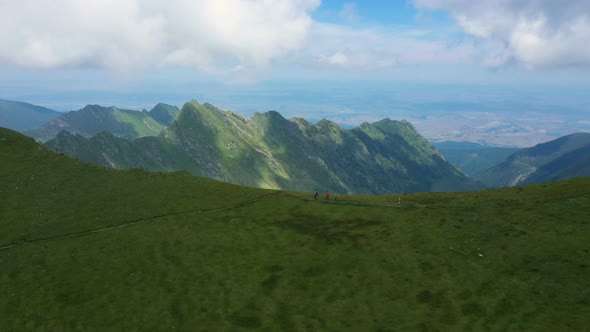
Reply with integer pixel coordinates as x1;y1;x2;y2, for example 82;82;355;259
0;192;281;251
287;191;589;209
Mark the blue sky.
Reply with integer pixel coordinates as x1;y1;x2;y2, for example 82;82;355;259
314;1;422;25
1;0;590;114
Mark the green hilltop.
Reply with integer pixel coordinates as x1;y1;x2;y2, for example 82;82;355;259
46;100;481;194
1;127;590;330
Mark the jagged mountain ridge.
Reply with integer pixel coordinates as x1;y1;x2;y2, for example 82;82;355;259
479;133;590;187
27;103;179;142
46;100;481;194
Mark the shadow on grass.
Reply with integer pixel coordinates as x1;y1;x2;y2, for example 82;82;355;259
277;211;383;247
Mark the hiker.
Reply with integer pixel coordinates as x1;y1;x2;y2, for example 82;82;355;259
313;190;319;200
325;191;330;200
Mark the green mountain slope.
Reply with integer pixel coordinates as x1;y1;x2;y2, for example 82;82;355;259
522;144;590;184
479;133;590;187
46;100;481;194
45;131;172;170
434;141;519;178
2;127;589;331
146;103;180;126
0;99;61;132
27;104;166;142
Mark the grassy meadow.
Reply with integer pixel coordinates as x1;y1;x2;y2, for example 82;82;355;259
1;128;589;331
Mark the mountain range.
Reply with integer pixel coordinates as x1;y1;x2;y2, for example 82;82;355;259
45;100;481;194
27;103;179;142
1;98;588;192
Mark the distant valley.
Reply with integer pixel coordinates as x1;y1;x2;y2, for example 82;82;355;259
433;141;519;178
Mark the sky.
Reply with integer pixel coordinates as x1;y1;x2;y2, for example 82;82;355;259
1;0;590;120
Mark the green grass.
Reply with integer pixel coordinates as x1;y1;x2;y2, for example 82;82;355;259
1;128;590;331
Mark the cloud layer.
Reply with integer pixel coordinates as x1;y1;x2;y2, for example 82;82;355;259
2;0;589;74
304;23;475;71
0;0;319;71
413;0;590;68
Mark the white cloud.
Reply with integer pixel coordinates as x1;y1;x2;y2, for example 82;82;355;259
413;0;590;68
0;0;319;71
325;52;350;66
303;23;475;71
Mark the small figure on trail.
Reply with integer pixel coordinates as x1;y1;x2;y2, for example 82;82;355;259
325;191;330;200
313;190;319;200
334;194;338;201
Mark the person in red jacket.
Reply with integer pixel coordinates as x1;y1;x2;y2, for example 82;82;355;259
325;191;330;200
